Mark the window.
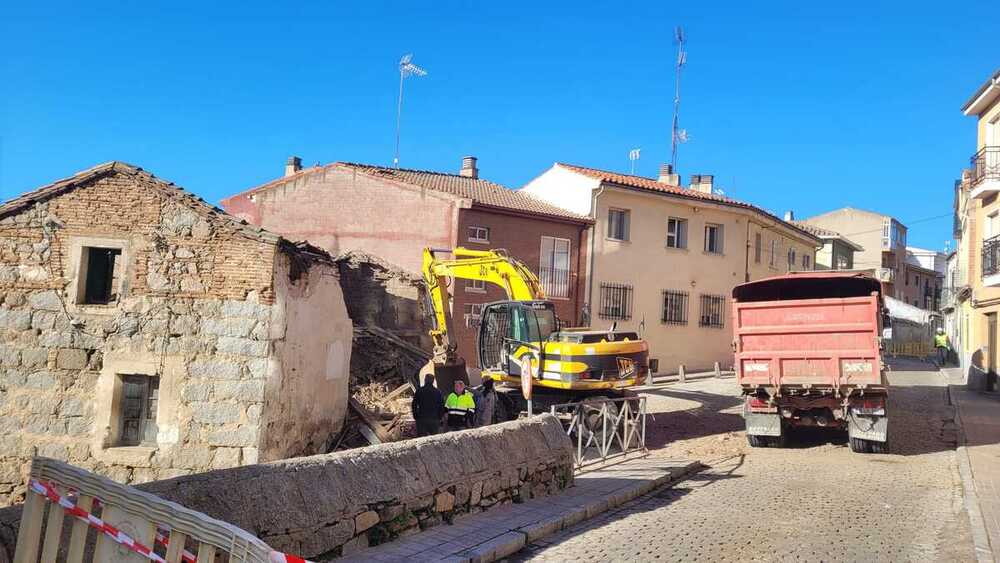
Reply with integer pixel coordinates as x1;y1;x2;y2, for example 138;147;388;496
754;233;762;263
465;279;486;293
836;254;850;269
787;248;796;268
769;240;777;267
464;303;484;328
607;208;630;241
667;218;688;249
599;282;633;320
704;224;724;254
540;236;571;298
661;290;689;325
803;254;812;269
80;247;122;305
905;272;910;286
118;374;159;447
699;294;726;328
468;226;490;243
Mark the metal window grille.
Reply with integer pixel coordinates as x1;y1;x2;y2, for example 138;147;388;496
464;303;483;328
984;235;1000;278
699;294;725;328
599;282;633;320
661;290;689;325
539;267;571;298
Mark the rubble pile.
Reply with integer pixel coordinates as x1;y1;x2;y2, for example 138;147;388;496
332;251;433;450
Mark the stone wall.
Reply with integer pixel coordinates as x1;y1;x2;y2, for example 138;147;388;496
0;163;352;507
0;414;574;561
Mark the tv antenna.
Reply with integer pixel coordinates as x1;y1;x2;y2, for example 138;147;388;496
628;148;641;174
394;53;428;169
671;26;688;170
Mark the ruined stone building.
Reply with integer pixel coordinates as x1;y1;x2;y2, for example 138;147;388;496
0;162;353;506
221;156;591;367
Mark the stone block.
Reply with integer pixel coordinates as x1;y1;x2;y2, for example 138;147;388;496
207;425;258;447
157;468;192;480
211;447;241;469
190;401;241;424
216;336;268;358
39;331;72;348
221;300;270;320
188;361;241;380
339;534;368;557
180;382;211;402
234;381;265;402
242;447;259;465
298;520;354;559
355;510;379;533
247;358;270;379
171;446;214;469
0;346;20;367
435;491;455;512
0;309;31;330
20;348;48;368
25;371;58;390
202;318;256;338
378;503;405;522
27;396;59;415
30;311;56;331
246;403;262;422
470;481;483;506
56;348;88;370
37;443;68;460
28;290;63;311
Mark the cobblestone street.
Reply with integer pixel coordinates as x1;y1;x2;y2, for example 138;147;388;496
515;365;976;562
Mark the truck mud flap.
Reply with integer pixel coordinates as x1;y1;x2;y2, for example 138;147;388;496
848;414;887;442
745;412;782;437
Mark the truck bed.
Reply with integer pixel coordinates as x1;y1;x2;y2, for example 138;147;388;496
733;294;884;389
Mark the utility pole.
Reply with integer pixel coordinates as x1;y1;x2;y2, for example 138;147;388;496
671;27;688;170
394;54;428;169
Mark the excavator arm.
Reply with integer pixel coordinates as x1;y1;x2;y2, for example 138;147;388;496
422;247;546;360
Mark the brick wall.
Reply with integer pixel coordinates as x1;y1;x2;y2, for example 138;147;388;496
221;167;462;273
454;208;588;367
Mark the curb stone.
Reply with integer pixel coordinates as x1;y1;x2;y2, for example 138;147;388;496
947;383;995;563
441;459;704;563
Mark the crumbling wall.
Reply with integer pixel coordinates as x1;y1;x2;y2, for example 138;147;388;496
0;415;575;561
335;251;431;390
0;166;351;507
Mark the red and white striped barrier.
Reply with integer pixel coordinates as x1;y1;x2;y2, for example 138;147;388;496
28;478;315;563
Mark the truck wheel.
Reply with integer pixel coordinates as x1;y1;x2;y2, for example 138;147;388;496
577;395;618;446
747;434;768;448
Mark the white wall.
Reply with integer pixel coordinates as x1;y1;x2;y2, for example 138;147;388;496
521;164;600;216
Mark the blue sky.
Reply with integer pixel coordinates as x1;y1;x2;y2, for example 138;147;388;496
1;1;995;249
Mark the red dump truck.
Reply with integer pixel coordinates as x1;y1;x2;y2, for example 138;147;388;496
732;272;889;453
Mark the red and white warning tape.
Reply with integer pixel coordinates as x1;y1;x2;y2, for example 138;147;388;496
28;478;315;563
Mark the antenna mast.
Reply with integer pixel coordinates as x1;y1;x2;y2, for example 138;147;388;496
394;53;428;169
671;27;687;170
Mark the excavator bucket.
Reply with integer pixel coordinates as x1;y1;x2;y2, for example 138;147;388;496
419;358;468;394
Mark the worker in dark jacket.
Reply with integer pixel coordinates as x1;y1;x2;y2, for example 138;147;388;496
411;374;445;436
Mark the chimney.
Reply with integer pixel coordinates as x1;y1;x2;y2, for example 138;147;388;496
784;210;795;221
657;164;680;185
285;156;302;177
460;156;479;179
687;174;714;193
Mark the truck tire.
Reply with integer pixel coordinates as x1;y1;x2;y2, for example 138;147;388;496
747;433;785;448
576;395;619;446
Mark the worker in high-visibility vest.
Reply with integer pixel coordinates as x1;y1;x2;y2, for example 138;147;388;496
445;380;476;430
934;328;950;367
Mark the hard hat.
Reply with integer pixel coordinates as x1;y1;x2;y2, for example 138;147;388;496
936;328;944;333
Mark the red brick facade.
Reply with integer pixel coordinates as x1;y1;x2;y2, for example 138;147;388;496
222;163;591;367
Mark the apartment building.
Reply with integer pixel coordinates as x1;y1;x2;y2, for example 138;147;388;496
523;163;820;373
790;221;863;270
957;68;1000;386
222;156;592;368
905;247;946;310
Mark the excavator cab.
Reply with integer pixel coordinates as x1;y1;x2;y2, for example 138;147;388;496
478;300;557;376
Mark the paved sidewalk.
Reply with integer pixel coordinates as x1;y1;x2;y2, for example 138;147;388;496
339;456;702;563
947;367;999;563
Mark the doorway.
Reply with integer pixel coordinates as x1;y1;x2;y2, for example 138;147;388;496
988;313;997;391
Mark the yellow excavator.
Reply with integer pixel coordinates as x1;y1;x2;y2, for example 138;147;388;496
421;247;649;417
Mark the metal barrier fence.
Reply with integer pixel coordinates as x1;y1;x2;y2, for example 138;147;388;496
549;396;647;470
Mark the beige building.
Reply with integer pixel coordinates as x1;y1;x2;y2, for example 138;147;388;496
0;162;353;505
790;221;863;270
523;163;820;373
958;68;1000;385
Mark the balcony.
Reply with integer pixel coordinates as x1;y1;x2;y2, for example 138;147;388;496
970;146;1000;199
875;267;895;283
983;235;1000;287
